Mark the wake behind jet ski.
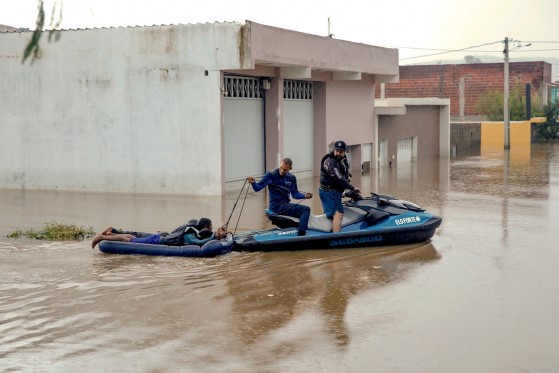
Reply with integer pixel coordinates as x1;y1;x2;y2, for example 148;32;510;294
233;191;442;252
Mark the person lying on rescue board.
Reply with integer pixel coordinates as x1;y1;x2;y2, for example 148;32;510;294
248;157;313;236
91;218;227;249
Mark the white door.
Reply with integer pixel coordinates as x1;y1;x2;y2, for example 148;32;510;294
283;80;313;178
224;76;265;187
397;137;414;163
397;136;415;181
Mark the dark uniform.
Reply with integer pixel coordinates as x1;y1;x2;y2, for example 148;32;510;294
318;141;356;218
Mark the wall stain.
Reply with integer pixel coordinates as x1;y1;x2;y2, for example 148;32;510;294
141;27;177;55
239;23;249;69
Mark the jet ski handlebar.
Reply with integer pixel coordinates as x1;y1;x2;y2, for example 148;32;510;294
342;189;363;201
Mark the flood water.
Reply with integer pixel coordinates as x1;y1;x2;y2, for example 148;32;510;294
1;143;559;372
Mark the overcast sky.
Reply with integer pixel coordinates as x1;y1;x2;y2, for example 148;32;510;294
3;0;559;78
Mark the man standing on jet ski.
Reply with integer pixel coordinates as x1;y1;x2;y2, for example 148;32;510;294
319;140;360;232
248;158;313;236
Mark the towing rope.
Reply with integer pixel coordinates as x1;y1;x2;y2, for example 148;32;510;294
224;178;248;231
233;181;251;236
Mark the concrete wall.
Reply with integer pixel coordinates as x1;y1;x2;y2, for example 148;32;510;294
320;78;375;172
450;119;545;156
378;105;441;164
482;121;532;147
377;62;552;119
1;23;244;195
450;122;481;155
264;74;282;171
312;81;328;174
324;79;375;145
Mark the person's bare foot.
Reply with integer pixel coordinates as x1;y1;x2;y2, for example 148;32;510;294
91;234;104;249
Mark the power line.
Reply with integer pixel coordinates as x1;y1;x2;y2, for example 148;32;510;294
403;48;503;53
398;48;559;54
378;42;503;52
507;48;559;52
399;41;503;60
390;39;559;61
518;40;559;44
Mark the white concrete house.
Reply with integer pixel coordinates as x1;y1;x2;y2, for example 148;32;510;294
1;20;401;195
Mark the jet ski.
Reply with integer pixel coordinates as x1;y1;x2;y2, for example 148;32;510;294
233;192;442;252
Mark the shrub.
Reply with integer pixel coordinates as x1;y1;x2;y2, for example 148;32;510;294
7;221;95;241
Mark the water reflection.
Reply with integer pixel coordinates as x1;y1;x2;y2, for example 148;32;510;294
225;243;439;351
451;144;553;200
0;238;438;371
450;143;557;247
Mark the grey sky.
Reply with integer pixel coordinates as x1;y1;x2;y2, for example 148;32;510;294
3;0;559;79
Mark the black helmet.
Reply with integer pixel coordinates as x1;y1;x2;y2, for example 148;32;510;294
333;140;348;151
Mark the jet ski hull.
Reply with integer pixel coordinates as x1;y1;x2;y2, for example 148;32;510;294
234;194;442;252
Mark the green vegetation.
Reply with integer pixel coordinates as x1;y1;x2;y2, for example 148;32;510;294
475;83;545;121
7;221;95;241
476;84;558;141
534;105;559;142
23;0;63;63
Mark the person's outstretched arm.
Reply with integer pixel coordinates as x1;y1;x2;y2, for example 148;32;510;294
248;172;272;192
289;176;310;199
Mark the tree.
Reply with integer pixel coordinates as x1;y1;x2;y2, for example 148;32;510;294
464;55;481;64
23;0;63;64
475;89;504;120
535;104;559;141
475;83;544;121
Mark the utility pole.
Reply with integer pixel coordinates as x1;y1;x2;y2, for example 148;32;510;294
503;37;510;150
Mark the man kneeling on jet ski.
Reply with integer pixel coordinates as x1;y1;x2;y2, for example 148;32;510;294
248;158;313;236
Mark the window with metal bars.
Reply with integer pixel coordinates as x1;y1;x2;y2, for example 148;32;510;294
223;76;264;98
284;80;313;100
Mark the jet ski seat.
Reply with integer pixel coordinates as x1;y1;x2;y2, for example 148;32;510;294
266;206;366;232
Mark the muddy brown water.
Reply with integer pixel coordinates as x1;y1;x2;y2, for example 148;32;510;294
1;143;558;372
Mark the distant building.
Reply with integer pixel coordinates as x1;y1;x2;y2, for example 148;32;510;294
0;24;27;32
376;62;557;121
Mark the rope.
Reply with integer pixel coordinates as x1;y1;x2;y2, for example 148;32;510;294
224;178;248;230
233;181;251;236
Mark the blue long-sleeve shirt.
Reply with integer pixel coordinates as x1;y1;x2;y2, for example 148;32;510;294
251;169;306;210
183;232;214;246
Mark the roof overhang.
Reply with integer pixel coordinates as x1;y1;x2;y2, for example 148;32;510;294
243;21;399;82
375;98;451;115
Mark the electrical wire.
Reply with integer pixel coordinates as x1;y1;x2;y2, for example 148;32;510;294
393;40;559;61
509;48;559;52
518;40;559;44
399;41;502;60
